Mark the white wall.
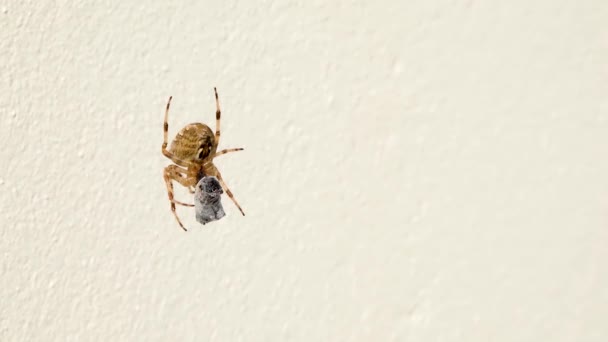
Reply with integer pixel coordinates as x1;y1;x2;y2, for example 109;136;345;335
1;1;607;341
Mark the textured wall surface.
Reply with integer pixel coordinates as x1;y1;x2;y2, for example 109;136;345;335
1;1;607;341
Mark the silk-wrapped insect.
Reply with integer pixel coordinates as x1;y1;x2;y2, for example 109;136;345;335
194;176;226;225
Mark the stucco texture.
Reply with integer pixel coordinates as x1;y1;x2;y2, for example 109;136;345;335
1;1;607;341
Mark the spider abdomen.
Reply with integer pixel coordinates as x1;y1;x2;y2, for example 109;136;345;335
169;123;216;161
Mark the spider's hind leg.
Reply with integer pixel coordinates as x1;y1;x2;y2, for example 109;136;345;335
214;87;221;145
214;148;244;158
161;96;198;169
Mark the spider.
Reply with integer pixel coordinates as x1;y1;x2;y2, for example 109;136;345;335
162;87;245;231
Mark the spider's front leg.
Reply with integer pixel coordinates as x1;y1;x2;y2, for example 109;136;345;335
213;168;245;216
163;165;197;231
165;165;196;206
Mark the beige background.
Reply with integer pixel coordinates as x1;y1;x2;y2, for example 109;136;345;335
1;1;607;341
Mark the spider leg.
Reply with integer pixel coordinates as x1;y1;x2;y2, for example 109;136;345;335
163;164;201;231
163;167;187;231
165;165;196;207
214;169;245;216
161;96;198;168
214;147;244;158
174;199;194;207
214;87;221;145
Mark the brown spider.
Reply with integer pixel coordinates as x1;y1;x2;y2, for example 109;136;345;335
162;87;245;231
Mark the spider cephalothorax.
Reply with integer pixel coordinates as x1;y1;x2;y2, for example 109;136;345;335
161;87;245;231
